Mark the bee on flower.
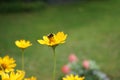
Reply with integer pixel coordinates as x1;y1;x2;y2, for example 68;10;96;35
37;32;67;47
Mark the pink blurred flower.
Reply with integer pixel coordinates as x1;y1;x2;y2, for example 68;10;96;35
82;60;89;69
61;65;70;74
68;54;78;62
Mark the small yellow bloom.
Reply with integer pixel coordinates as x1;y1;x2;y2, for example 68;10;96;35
0;71;9;80
0;55;16;73
24;76;37;80
10;70;25;80
0;70;25;80
37;32;67;47
63;74;85;80
15;40;32;49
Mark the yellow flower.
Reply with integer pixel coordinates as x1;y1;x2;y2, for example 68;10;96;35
0;55;16;73
0;70;25;80
63;74;85;80
15;40;32;49
10;70;25;80
24;76;37;80
0;71;9;80
37;32;67;47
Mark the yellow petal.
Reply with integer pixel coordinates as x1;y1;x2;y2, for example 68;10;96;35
43;36;49;42
37;40;46;44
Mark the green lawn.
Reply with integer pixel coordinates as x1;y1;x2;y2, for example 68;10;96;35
0;0;120;80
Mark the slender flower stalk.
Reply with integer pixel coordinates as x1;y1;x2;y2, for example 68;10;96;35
52;47;56;80
21;50;24;70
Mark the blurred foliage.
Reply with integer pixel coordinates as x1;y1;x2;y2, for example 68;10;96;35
0;0;110;13
0;0;45;2
0;0;107;3
0;2;45;13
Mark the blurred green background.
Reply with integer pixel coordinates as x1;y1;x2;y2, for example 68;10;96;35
0;0;120;80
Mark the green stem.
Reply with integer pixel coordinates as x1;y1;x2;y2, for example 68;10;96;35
52;47;56;80
22;49;24;70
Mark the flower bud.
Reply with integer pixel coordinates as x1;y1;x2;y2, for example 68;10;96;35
82;60;89;69
68;54;78;63
61;65;70;74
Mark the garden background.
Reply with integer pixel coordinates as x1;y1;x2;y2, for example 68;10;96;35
0;0;120;80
